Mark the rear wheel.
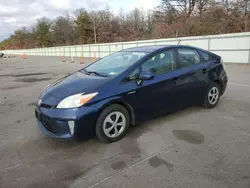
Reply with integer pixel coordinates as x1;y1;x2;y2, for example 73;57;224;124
95;104;130;143
203;82;221;109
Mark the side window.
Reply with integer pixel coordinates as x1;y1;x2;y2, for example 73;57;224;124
141;50;176;75
178;49;200;68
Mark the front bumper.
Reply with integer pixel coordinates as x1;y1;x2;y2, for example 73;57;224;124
35;105;99;140
36;119;72;139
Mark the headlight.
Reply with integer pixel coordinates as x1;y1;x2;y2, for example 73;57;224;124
57;92;98;109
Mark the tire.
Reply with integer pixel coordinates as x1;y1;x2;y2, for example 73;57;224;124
95;104;130;143
203;82;221;109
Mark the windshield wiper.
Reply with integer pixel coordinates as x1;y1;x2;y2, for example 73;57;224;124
85;70;108;77
80;69;90;75
89;71;109;77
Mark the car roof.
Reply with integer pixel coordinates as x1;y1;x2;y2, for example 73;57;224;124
122;45;169;53
122;45;202;53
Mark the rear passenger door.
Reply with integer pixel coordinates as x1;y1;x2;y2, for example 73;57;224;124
176;48;209;106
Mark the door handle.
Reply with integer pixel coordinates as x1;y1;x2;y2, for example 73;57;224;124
202;68;207;74
172;77;180;84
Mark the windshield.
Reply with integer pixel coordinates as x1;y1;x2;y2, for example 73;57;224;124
83;51;148;76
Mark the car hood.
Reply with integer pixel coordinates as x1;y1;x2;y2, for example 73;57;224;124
45;71;110;99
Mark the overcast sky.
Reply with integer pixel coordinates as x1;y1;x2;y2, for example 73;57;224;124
0;0;160;41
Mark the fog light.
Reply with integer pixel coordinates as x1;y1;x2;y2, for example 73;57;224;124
68;121;75;135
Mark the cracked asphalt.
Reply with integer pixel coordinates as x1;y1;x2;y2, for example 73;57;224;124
0;56;250;188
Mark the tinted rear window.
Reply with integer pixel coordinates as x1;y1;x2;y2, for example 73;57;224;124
178;49;201;68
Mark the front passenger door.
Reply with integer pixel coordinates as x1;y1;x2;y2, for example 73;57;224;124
122;49;182;122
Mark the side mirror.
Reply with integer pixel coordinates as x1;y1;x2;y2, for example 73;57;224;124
139;71;154;80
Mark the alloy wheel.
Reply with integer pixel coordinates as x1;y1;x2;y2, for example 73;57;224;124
103;111;126;138
208;87;219;105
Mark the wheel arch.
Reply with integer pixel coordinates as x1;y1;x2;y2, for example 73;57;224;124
97;99;136;126
212;79;223;94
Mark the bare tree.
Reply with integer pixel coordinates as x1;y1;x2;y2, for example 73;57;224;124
52;13;75;45
89;6;115;43
118;8;125;42
89;11;101;44
1;0;250;50
196;0;210;16
243;0;250;31
160;0;196;17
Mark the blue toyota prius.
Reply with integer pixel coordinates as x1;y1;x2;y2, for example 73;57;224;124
35;45;228;142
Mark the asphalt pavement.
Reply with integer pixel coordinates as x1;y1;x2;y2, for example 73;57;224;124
0;56;250;188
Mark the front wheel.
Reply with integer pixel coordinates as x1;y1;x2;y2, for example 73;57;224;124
95;104;130;143
203;82;221;109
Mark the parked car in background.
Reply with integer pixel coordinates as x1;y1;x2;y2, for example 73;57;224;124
35;45;228;142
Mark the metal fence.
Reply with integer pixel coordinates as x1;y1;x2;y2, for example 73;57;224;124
2;32;250;64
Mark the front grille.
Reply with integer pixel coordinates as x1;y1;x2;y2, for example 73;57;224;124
42;115;55;133
40;103;54;109
36;111;55;133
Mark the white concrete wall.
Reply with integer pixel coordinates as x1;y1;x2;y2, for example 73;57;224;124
2;32;250;63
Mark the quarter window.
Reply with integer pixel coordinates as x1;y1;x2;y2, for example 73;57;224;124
141;50;176;75
127;68;140;81
200;51;210;62
178;49;200;68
